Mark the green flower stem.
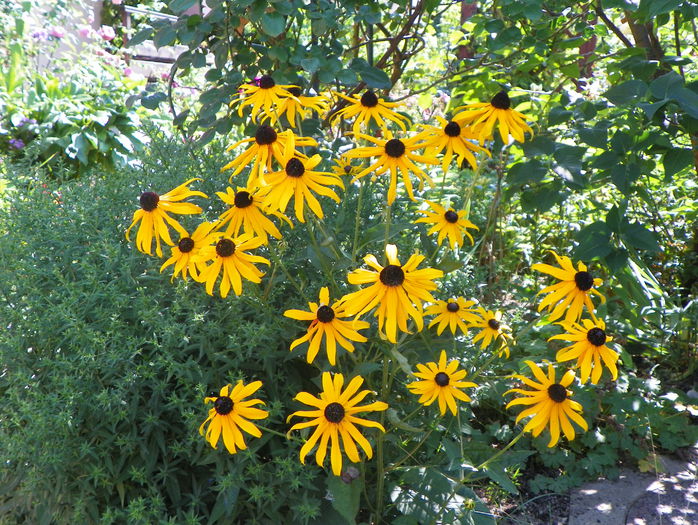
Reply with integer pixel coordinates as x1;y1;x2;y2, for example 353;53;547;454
385;424;436;473
256;424;301;442
310;215;343;261
387;405;422;432
469;347;502;382
373;344;391;523
305;220;339;295
267;244;310;303
351;178;365;262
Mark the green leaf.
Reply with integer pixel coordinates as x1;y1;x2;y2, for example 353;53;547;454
358;66;392;90
649;71;683;100
553;145;586;174
548;106;572;125
508;160;547;184
300;58;320;74
141;92;167;110
604;80;647;105
483;464;518;494
610;163;641;195
128;27;153;47
672;87;698;119
663;148;694;179
169;0;197;13
621;222;660;252
575;222;612;260
326;474;363;525
261;13;285;37
153;25;177;48
578;125;608;148
523;135;556;156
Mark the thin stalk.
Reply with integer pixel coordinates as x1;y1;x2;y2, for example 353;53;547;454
373;345;391;523
351;179;366;262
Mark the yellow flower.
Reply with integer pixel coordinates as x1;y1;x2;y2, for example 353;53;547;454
470;308;513;358
221;125;316;188
199;381;268;454
407;350;477;415
531;250;606;323
288;372;388;476
231;75;298;123
331;89;410;135
342;244;443;343
548;317;619;384
452;91;533;144
125;178;207;257
506;361;588;447
275;87;331;127
196;232;270;298
413;116;490;172
332;157;365;178
425;297;480;336
216;186;291;242
414;201;479;249
284;287;370;365
259;150;343;223
160;221;218;281
342;131;439;205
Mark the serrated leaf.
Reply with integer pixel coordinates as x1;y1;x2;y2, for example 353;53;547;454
508;160;547;184
649;71;683;100
358;66;391;89
621;222;660;252
610;163;640;195
604;79;647;105
663;148;694;179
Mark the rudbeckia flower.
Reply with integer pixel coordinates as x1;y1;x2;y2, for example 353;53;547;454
221;125;316;188
407;350;477;415
125;178;207;257
452;91;533;144
231;75;298;123
288;372;388;476
505;361;588;447
284;287;370;365
332;157;365;178
216;186;291;242
259;151;343;223
160;221;218;281
532;251;606;323
470;308;513;358
342;131;439;205
425;297;480;336
331;89;410;135
199;381;268;454
274;87;331;127
413;116;490;172
414;201;479;249
548;318;619;384
196;232;270;298
342;244;443;343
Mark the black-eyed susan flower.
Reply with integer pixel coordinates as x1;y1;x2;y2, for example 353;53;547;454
288;372;388;476
196;232;270;298
221;125;317;188
470;308;513;358
342;131;439;205
231;75;297;123
532;251;606;323
407;350;477;415
425;297;480;336
274;87;331;127
199;381;268;454
414;201;479;249
125;178;207;257
548;318;619;384
342;244;443;343
413;116;490;172
332;157;365;178
452;91;533;144
284;287;370;365
259;152;343;223
331;89;410;135
216;186;291;242
160;221;218;281
505;361;588;447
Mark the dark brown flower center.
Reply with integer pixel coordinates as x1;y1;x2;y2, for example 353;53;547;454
285;158;305;177
574;271;594;291
434;372;450;387
324;402;345;423
360;90;379;107
258;75;275;89
444;121;461;137
288;86;302;97
216;239;236;257
255;125;277;145
379;264;405;286
586;327;606;346
385;139;405;158
316;305;335;323
547;383;567;403
446;301;459;313
139;191;159;211
178;237;195;253
444;210;459;223
234;191;253;208
488;319;501;330
490;91;511;110
214;396;234;415
343;165;352;173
